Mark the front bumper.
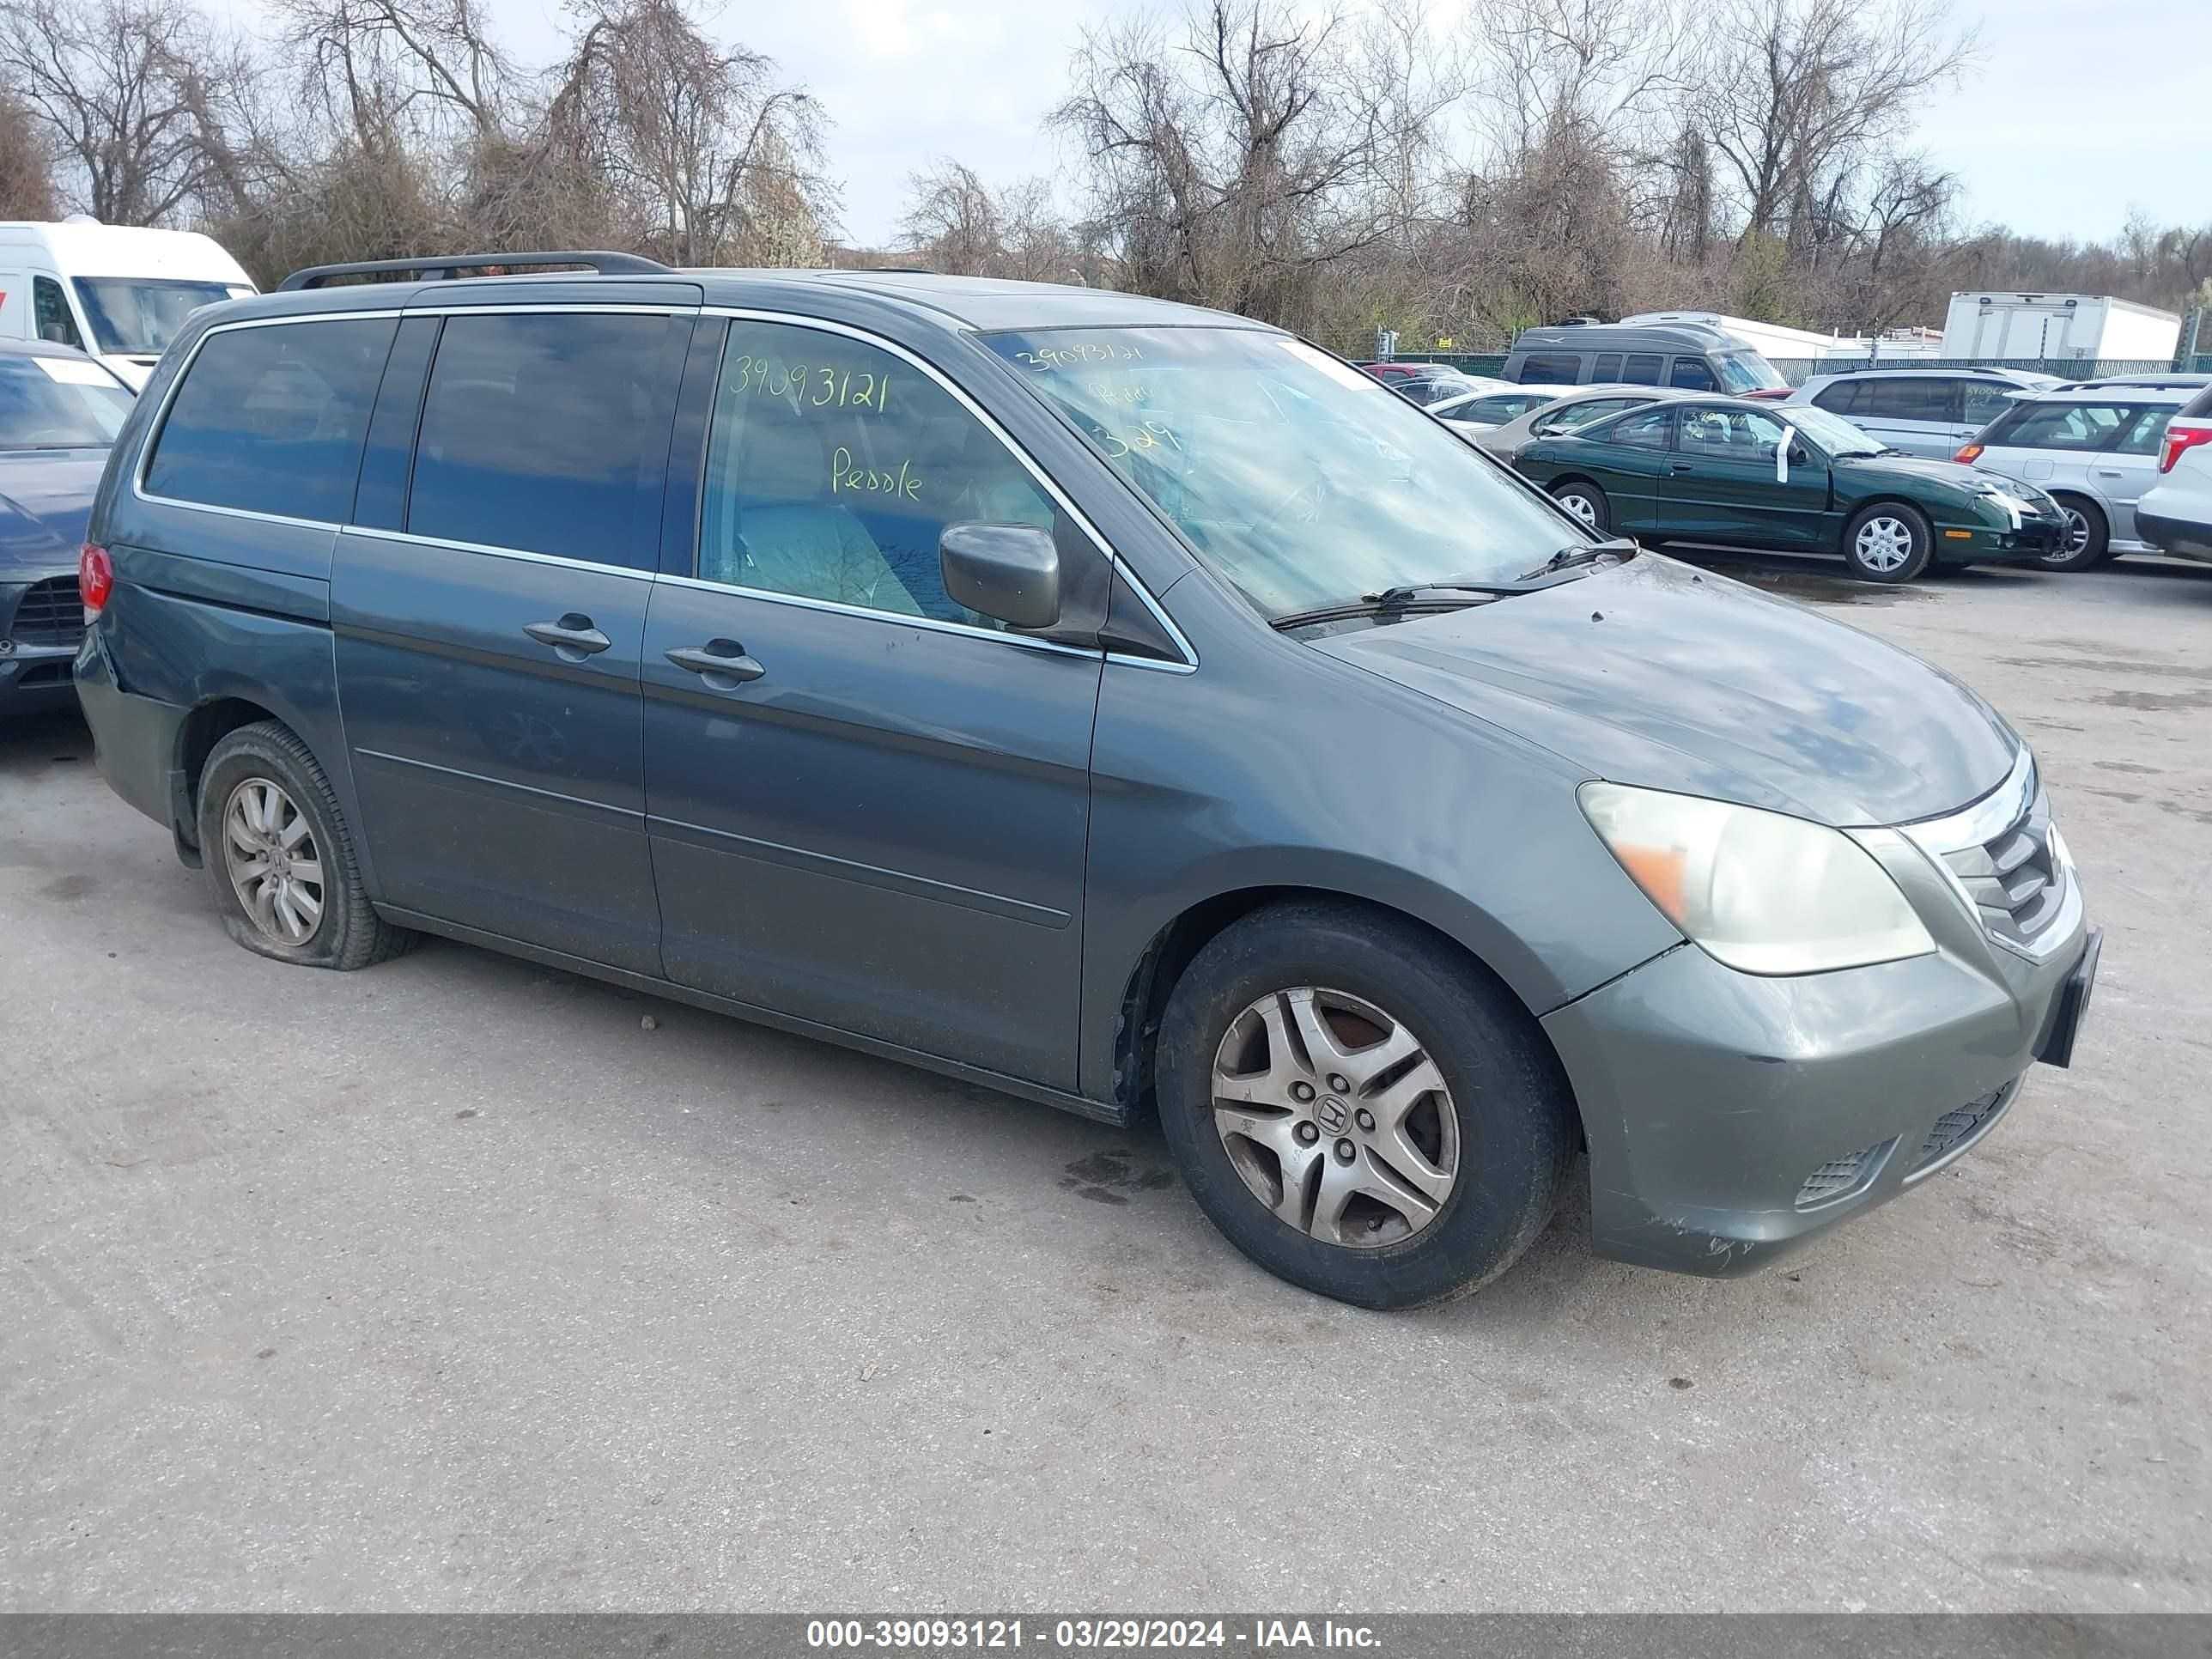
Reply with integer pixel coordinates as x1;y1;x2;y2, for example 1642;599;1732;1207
1934;514;2067;564
1543;838;2094;1277
0;641;81;712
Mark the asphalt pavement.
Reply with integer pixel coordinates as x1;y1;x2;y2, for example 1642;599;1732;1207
4;551;2208;1611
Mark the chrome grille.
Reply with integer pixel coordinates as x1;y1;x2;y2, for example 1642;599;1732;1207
9;575;83;647
1937;786;2064;948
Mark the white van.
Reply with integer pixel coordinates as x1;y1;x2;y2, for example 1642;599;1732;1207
0;220;256;389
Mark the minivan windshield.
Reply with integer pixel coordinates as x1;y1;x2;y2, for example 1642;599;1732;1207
72;277;249;356
0;353;133;447
983;328;1590;617
1717;350;1788;392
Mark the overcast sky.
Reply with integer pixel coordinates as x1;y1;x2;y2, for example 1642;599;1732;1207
447;0;2210;252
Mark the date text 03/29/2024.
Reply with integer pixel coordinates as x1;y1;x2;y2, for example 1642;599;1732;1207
804;1620;1382;1650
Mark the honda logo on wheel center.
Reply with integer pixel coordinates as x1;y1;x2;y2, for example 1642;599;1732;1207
1315;1096;1350;1133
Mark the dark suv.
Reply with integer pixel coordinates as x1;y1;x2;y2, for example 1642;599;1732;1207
74;252;2098;1307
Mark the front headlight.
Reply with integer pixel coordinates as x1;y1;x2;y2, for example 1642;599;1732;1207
1580;783;1936;975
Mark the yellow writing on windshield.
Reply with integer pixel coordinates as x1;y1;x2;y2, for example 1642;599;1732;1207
729;356;891;413
831;447;922;501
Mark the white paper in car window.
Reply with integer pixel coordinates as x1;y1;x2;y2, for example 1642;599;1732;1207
35;356;114;386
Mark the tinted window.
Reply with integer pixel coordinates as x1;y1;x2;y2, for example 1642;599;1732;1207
1601;407;1673;449
1520;354;1583;383
33;277;82;349
1997;402;2131;450
701;321;1058;626
1960;380;2016;428
1667;358;1717;391
1540;396;1644;433
1593;354;1623;380
1621;354;1664;386
144;319;393;521
1400;379;1462;407
0;353;132;447
2183;386;2212;420
2112;406;2172;456
408;313;671;566
1813;380;1866;416
1863;378;1954;422
1455;392;1549;422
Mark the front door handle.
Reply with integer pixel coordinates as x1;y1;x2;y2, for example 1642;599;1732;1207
1668;462;1696;474
666;640;767;685
525;615;612;659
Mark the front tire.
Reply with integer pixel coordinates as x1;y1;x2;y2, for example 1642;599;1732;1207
1843;502;1933;582
1552;480;1610;533
1154;902;1577;1309
196;722;412;970
2041;496;2109;571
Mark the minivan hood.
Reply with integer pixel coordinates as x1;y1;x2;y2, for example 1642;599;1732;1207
0;448;103;575
1313;555;2018;826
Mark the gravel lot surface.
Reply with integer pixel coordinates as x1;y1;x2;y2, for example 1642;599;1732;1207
5;551;2208;1612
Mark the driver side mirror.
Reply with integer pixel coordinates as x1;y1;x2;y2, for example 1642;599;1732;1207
940;523;1060;630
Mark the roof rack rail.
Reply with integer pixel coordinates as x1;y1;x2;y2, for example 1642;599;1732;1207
276;250;672;291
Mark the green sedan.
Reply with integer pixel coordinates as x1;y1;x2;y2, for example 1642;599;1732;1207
1513;397;2072;582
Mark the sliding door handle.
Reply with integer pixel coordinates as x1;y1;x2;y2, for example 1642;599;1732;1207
666;640;766;684
524;615;611;659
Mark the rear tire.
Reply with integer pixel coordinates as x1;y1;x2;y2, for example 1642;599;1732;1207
1551;480;1610;533
1154;902;1578;1309
2041;496;2109;571
1842;502;1933;583
196;722;412;970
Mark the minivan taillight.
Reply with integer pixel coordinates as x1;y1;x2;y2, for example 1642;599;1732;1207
2160;421;2212;474
1954;443;1984;465
79;543;112;618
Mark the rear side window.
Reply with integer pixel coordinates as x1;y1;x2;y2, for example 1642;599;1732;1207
2183;386;2212;419
1863;379;1954;422
1519;354;1583;383
2112;406;2172;456
1813;380;1866;416
406;313;673;567
1667;358;1716;391
1621;354;1664;386
1602;407;1673;449
1960;380;2016;428
1592;354;1623;380
144;319;394;522
1996;402;2131;450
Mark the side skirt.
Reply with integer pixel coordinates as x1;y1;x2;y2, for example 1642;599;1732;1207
374;904;1131;1128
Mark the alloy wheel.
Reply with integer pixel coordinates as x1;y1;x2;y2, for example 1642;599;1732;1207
1210;986;1458;1249
1854;515;1915;573
2047;507;2093;562
222;778;325;945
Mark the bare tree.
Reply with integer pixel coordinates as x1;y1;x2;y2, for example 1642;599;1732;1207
1054;0;1451;324
0;85;56;216
546;0;832;266
0;0;243;222
1689;0;1977;248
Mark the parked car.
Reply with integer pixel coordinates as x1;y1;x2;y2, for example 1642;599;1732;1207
2133;382;2212;563
0;337;136;717
1427;383;1579;436
76;252;2097;1309
1783;367;2060;459
1954;384;2195;571
1515;397;2070;581
2047;373;2211;393
0;220;257;389
1470;385;1688;465
1502;320;1790;397
1354;362;1503;408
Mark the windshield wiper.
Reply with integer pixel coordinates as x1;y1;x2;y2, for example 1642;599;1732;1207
1270;589;1506;630
1511;538;1638;584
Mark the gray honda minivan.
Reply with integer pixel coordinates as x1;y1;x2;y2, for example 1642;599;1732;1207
73;252;2100;1308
